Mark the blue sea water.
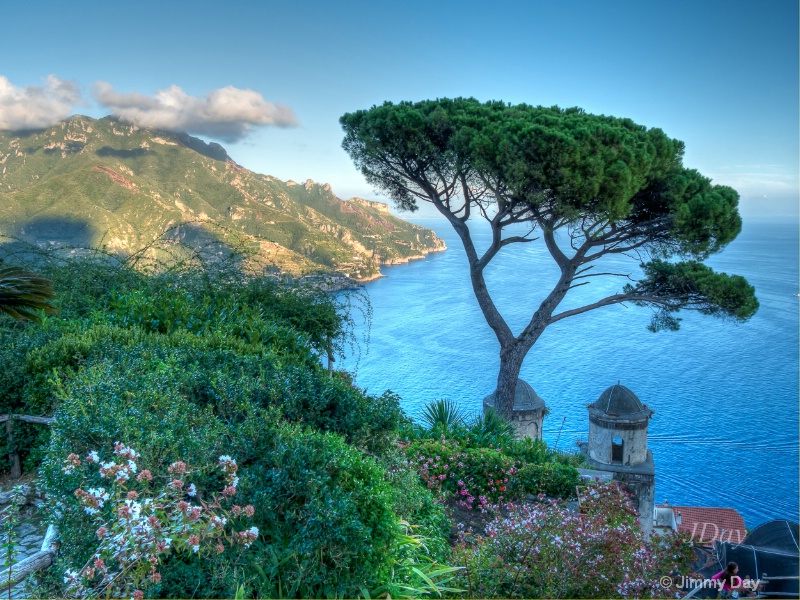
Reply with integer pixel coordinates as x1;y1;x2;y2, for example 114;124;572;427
341;217;799;528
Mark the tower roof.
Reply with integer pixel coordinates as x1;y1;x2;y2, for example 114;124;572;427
483;379;545;411
589;384;652;420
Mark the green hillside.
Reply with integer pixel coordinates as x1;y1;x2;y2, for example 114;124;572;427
0;116;445;280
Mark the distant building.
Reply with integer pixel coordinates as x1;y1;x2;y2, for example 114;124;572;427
577;383;655;535
655;504;748;546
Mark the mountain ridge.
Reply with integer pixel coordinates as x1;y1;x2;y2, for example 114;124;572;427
0;115;445;281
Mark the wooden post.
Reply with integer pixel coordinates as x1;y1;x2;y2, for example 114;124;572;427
326;335;334;378
5;417;20;480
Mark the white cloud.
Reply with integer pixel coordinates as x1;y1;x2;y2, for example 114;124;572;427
94;82;297;142
0;75;81;130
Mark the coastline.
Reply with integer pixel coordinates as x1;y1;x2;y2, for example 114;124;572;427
354;244;448;284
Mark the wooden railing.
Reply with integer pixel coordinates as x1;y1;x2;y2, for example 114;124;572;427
1;414;56;479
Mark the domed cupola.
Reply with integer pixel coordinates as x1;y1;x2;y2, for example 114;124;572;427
483;379;547;440
587;383;653;466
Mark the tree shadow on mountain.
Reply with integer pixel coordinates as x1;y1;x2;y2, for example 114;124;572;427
155;221;248;273
0;216;287;289
0;216;100;264
43;142;86;155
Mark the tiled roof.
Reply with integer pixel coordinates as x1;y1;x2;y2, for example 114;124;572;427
657;505;747;546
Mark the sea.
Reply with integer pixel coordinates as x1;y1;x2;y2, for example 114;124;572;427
340;216;799;528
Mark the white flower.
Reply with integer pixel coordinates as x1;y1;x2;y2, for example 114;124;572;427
84;507;99;515
86;451;99;463
127;459;138;473
231;477;239;488
186;483;197;498
87;487;109;505
248;526;259;536
125;500;142;520
211;515;227;528
191;544;199;553
63;569;79;583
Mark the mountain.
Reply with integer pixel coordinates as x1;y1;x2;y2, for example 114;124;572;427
0;115;445;281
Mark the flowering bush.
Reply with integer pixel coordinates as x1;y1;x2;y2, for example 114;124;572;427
61;444;256;599
452;481;695;598
406;438;518;508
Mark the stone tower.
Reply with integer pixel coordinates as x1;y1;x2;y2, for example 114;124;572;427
578;383;656;535
482;379;546;440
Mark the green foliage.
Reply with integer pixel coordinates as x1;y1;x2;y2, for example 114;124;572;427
632;259;759;331
39;351;425;598
340;97;757;347
508;462;582;500
0;264;58;322
419;398;468;437
366;521;464;599
232;422;402;598
41;358;230;568
381;447;453;562
503;436;549;464
467;407;516;448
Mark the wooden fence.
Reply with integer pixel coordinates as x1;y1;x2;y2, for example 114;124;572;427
1;414;56;480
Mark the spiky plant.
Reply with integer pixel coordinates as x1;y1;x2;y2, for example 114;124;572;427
0;265;58;322
468;407;516;448
419;399;467;436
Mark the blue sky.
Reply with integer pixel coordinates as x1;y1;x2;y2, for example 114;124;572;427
3;0;798;219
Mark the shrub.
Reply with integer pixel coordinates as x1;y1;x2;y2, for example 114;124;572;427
382;447;452;562
452;481;696;599
509;461;582;500
40;356;419;598
230;420;404;598
41;359;230;569
465;407;516;449
406;438;518;508
60;445;256;599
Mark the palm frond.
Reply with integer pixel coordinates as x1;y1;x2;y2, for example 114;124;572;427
0;265;59;322
419;398;467;432
468;407;516;447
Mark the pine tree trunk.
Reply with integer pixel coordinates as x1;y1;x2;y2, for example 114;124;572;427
494;346;527;419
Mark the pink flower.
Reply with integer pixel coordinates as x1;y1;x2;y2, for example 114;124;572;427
170;478;184;490
136;469;153;482
243;505;255;517
168;461;187;475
